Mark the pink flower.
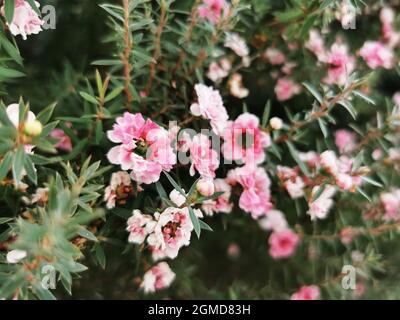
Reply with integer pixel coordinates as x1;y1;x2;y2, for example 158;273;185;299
305;30;326;61
274;78;301;101
189;134;219;178
107;113;176;185
324;41;356;85
227;166;272;219
140;262;175;294
320;150;339;175
264;48;286;65
201;178;233;216
380;189;400;221
335;129;357;154
50;129;72;152
104;171;133;209
207;58;231;82
198;0;229;25
147;206;195;259
291;285;320;300
308;185;336;220
258;210;288;232
222;113;270;166
372;148;383;160
190;84;229;135
126;209;154;244
359;41;394;69
276;166;304;199
224;32;249;58
169;189;186;207
268;229;299;259
2;0;44;40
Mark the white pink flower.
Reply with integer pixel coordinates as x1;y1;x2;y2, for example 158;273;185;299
104;171;133;209
305;29;326;61
107;113;176;185
324;41;356;85
198;0;229;25
359;41;394;69
274;78;301;101
126;209;154;244
224;33;249;58
291;285;320;300
380;189;400;221
227;165;272;219
6;249;27;264
264;48;286;65
228;73;249;99
2;0;44;40
222;113;270;166
307;185;336;220
268;229;299;259
335;129;357;154
207;58;231;82
189;134;219;178
169;189;186;207
201;178;233;216
190;84;229;135
147;206;195;260
6;103;37;154
140;262;175;294
276;166;305;199
258;210;288;233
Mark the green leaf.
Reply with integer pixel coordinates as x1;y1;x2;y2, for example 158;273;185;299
303;82;323;104
261;100;271;128
317;118;328;138
163;171;185;196
95;245;106;269
285;141;311;176
199;219;213;232
36;102;57;125
337;100;357;119
0;151;13;181
361;176;383;188
353;90;375;105
188;206;201;238
79;92;98;105
0;66;25;78
356;187;371;202
4;0;15;23
187;177;201;197
12;145;25;185
105;87;124;102
24;155;37;185
76;227;98;242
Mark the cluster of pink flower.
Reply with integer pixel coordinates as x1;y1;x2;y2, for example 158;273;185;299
125;190;203;292
380;189;400;221
304;6;397;86
107;113;176;185
277;134;369;221
1;0;44;40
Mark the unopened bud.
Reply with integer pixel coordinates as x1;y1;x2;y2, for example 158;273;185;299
24;120;42;136
196;178;215;197
269;117;283;130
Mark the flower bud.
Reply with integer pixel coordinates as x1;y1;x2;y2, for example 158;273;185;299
6;249;27;264
196;178;215;197
24;120;42;136
269;117;283;130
